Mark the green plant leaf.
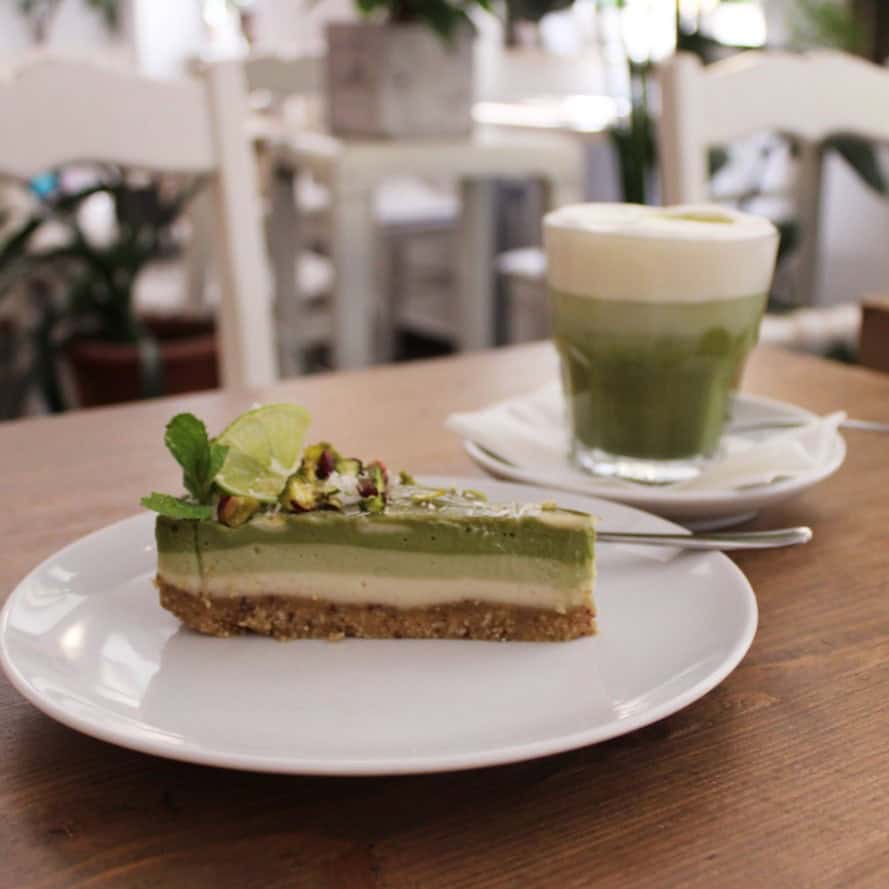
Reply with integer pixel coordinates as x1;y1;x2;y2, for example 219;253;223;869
824;134;888;195
208;441;230;490
507;0;572;23
708;146;729;178
144;413;226;514
140;493;214;520
791;0;865;54
164;413;214;503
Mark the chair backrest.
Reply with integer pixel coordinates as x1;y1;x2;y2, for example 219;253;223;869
658;50;889;306
243;53;324;100
0;56;277;390
658;49;889;203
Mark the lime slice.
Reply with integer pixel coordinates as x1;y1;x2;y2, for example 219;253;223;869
215;404;310;501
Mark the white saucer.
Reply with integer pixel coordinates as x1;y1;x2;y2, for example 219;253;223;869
0;477;757;776
464;394;845;529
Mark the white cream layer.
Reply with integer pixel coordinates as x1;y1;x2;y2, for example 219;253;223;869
161;571;593;614
544;203;779;303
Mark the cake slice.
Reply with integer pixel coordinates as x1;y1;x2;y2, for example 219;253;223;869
144;408;596;642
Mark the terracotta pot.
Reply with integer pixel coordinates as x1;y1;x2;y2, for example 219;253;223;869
66;316;219;408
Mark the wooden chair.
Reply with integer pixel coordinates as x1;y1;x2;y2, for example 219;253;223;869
0;56;277;389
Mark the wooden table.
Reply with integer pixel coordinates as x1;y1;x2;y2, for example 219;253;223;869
3;343;889;888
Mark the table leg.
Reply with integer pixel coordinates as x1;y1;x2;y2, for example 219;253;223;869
331;186;377;369
541;175;584;213
184;188;214;312
458;179;497;352
268;163;304;377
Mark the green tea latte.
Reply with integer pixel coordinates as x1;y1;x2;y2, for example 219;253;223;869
544;204;779;481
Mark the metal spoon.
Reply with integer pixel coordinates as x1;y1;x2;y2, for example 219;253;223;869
729;418;889;433
598;526;812;551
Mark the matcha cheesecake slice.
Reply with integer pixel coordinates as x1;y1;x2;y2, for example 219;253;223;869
144;408;596;642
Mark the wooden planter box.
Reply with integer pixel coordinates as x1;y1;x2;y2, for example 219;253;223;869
326;22;474;140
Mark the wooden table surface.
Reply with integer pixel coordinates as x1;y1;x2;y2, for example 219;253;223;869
3;343;889;888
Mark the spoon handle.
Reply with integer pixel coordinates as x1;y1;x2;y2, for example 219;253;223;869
598;527;813;551
841;418;889;433
730;418;889;433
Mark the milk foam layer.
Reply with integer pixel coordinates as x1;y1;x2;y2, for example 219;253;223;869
544;203;779;303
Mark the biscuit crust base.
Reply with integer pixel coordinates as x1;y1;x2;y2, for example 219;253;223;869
158;578;596;642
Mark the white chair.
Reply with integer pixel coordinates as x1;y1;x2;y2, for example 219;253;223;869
0;56;277;389
245;53;336;375
499;49;889;351
233;51;459;370
659;49;889;309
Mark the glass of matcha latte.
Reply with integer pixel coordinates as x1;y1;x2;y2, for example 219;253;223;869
544;203;779;484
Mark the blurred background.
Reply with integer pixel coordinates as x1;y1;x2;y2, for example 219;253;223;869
3;0;889;418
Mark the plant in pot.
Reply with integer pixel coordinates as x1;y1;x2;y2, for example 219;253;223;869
15;0;120;45
326;0;587;139
325;0;495;139
0;167;217;412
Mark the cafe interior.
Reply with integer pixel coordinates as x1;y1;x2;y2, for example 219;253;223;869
1;2;888;886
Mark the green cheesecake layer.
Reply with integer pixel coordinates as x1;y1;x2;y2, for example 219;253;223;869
159;510;593;563
156;490;596;597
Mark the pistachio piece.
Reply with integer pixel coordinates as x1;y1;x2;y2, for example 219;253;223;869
323;493;344;511
357;476;378;498
336;456;362;478
301;441;340;481
359;493;385;514
398;469;416;486
218;495;260;527
461;488;488;502
357;461;388;512
367;459;389;486
316;447;337;480
280;476;318;512
410;488;448;506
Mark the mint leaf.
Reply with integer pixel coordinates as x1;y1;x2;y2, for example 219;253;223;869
164;413;210;501
162;413;226;504
141;493;213;520
145;413;227;515
207;441;229;491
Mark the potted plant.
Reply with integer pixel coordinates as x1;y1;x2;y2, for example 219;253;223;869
15;0;120;45
0;167;217;412
325;0;496;139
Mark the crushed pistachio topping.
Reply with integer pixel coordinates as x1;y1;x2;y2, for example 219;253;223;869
218;495;261;527
277;443;392;515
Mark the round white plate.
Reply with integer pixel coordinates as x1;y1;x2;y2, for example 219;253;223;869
0;477;757;776
465;394;846;529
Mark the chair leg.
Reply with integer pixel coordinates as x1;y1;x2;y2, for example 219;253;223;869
331;186;377;369
458;179;497;352
268;164;305;378
184;188;214;312
375;234;400;363
794;142;824;307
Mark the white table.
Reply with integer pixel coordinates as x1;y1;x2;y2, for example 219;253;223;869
274;127;584;370
472;94;624;140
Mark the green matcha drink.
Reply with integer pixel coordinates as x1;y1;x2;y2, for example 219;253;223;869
544;204;779;483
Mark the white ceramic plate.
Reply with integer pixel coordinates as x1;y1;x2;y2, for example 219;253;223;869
0;477;757;776
465;395;846;529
